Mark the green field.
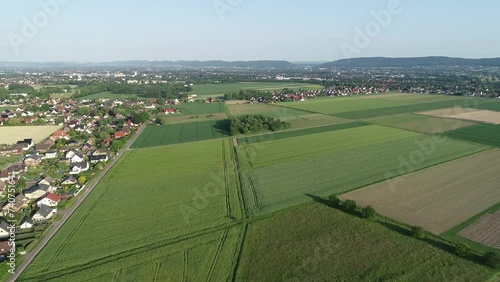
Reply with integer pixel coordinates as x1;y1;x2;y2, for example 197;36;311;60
177;102;226;115
446;124;500;147
0;156;19;169
132;120;230;148
365;113;477;133
78;91;144;100
236;204;497;281
191;82;323;98
237;125;488;216
466;100;500;112
20;139;243;281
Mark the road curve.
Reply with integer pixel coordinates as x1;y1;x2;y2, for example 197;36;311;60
8;124;146;282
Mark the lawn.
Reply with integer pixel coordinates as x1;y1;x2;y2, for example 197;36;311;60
0;156;19;169
237;126;488;216
446;124;500;147
132;120;230;148
340;150;500;234
191;82;323;98
236;204;496;282
20;139;243;281
365;113;477;133
78;91;144;100
0;126;61;145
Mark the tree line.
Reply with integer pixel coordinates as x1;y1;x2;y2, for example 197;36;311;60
229;115;290;135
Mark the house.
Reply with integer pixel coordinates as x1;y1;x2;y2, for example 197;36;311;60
33;205;56;221
66;150;84;163
37;193;61;207
24;154;42;167
23;184;50;201
0;180;4;191
0;221;10;239
16;139;34;151
50;130;70;141
35;143;51;153
70;162;89;175
114;131;125;139
162;108;176;114
19;216;34;230
1;194;28;214
39;176;55;186
90;155;109;164
0;241;12;255
61;176;77;186
43;151;58;159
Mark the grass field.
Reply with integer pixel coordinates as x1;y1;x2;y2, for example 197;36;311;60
467;100;500;112
191;82;323;98
177;102;226;115
236;204;496;281
161;113;228;124
446;124;500;147
0;126;60;145
0;156;19;169
78;91;144;100
20;139;243;281
237;125;488;216
132;120;230;148
365;113;476;133
340;150;500;234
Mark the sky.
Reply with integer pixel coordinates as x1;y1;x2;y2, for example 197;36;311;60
1;0;499;62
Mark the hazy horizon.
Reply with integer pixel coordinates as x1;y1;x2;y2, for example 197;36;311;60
2;0;500;62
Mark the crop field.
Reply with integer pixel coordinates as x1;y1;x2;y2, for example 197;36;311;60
458;210;500;249
365;113;476;133
161;112;228;124
237;125;488;216
20;139;244;281
0;126;60;145
177;102;226;115
78;91;144;100
235;204;496;282
421;107;500;124
340;150;500;234
446;124;500;147
467;100;500;112
191;82;323;97
227;103;308;118
132;120;230;148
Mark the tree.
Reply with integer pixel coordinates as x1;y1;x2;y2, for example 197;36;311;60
328;195;341;208
111;140;124;152
454;243;470;257
343;200;357;212
484;252;500;269
362;206;377;220
411;226;426;239
78;176;87;186
132;111;150;124
155;118;164;125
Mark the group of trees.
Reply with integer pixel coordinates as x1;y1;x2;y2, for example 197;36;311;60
229;115;290;135
72;82;191;100
224;89;274;101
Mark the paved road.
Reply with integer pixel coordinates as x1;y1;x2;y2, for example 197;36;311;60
8;124;146;282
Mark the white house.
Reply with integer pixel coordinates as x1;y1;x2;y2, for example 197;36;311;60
43;151;58;160
0;221;10;239
37;193;61;208
66;150;85;163
33;205;56;221
19;216;33;230
70;162;89;175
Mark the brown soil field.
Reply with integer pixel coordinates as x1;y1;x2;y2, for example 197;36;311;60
459;211;500;249
227;103;280;116
340;150;500;234
0;126;61;145
420;107;500;124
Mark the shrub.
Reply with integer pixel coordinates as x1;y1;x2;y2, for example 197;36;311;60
343;200;357;212
411;226;426;239
484;252;500;269
454;243;470;257
362;206;377;220
328;195;341;208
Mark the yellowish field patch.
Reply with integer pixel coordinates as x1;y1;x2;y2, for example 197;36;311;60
0;126;60;145
420;107;500;124
228;103;280;116
161;113;228;124
284;114;349;129
340;150;500;234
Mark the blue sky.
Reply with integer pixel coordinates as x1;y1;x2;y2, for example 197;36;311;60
1;0;499;62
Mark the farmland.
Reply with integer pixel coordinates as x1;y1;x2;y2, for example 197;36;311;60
20;139;243;281
365;113;476;133
446;124;500;147
177;102;226;115
237;125;488;216
77;91;144;100
235;204;496;281
459;210;500;249
0;126;60;145
340;150;500;234
131;120;230;148
421;107;500;124
161;112;228;124
191;82;323;98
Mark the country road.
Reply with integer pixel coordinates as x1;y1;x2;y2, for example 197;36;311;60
8;124;147;282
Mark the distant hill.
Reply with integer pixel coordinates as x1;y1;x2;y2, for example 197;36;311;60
320;57;500;68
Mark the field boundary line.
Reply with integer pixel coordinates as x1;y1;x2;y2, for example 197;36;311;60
222;140;232;219
205;229;229;282
152;259;161;282
229;223;248;282
182;250;188;282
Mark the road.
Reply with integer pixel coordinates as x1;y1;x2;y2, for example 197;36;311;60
8;124;146;282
